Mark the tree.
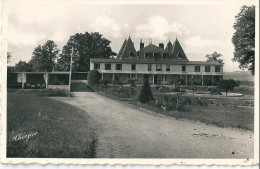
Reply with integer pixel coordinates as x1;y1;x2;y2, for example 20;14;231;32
218;79;240;96
128;79;137;97
30;40;60;72
87;70;101;85
57;32;116;72
189;84;197;103
232;5;255;75
7;52;12;64
13;60;33;72
139;79;153;103
206;52;224;64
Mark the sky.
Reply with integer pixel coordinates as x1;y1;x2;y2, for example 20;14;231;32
6;0;257;72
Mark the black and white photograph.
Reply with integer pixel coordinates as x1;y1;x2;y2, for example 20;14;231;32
1;0;259;165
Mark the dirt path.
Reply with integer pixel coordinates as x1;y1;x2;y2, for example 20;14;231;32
54;92;253;158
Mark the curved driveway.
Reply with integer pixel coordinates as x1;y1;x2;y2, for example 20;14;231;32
54;92;253;158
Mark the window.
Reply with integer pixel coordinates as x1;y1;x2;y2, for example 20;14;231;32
195;66;200;72
215;66;221;72
131;64;136;71
177;53;182;59
116;64;122;70
148;64;152;71
163;53;166;59
205;66;210;72
156;65;162;71
154;53;159;59
166;65;170;71
145;53;149;58
105;64;111;70
94;63;100;70
129;51;134;58
182;65;186;72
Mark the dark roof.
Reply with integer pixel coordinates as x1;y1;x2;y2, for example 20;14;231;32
91;58;223;65
137;44;166;53
165;41;173;53
117;39;127;57
117;37;137;59
170;39;188;60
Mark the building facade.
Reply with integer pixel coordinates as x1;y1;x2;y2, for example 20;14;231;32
90;37;223;86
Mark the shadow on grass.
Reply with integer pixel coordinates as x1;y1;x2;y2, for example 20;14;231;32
7;93;97;158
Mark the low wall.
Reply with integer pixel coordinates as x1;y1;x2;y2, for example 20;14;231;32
47;85;70;91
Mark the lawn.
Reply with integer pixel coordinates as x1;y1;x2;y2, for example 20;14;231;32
7;93;96;158
132;102;254;131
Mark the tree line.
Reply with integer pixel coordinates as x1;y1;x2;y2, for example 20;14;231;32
8;32;116;73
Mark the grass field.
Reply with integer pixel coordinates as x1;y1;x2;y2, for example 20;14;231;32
7;93;96;158
131;101;254;131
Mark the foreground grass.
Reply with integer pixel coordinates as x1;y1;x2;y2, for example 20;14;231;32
7;93;96;158
131;102;253;131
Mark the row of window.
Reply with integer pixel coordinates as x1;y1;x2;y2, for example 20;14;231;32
94;63;221;72
143;52;182;59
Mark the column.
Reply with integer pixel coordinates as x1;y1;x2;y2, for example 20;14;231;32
153;74;155;85
22;73;25;89
101;73;104;80
163;74;165;85
112;73;115;80
201;75;204;86
130;74;132;79
212;75;214;86
46;73;48;89
191;75;194;85
185;74;188;85
135;74;137;79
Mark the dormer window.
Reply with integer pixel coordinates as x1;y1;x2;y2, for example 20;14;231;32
177;53;182;59
154;53;159;60
145;53;149;59
163;53;166;59
129;51;134;58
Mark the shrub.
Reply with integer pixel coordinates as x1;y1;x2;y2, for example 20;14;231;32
218;79;240;96
139;79;154;103
176;104;185;111
99;79;109;90
196;97;208;106
87;70;101;86
128;79;137;97
208;87;221;95
183;97;192;105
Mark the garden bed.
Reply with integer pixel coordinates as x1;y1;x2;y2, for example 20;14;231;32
90;84;254;131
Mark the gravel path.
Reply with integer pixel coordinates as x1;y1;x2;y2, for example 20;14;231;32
54;92;253;158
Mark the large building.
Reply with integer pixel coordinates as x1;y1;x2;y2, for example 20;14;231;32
90;37;223;86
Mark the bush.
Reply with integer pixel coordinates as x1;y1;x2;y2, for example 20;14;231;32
87;70;101;86
208;87;221;95
139;79;154;103
196;97;208;106
183;97;192;105
99;79;109;90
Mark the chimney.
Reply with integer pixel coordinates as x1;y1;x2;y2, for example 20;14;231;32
159;43;164;49
140;39;144;50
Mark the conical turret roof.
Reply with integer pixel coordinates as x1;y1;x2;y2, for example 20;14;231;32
117;37;137;59
165;41;173;53
170;39;188;60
